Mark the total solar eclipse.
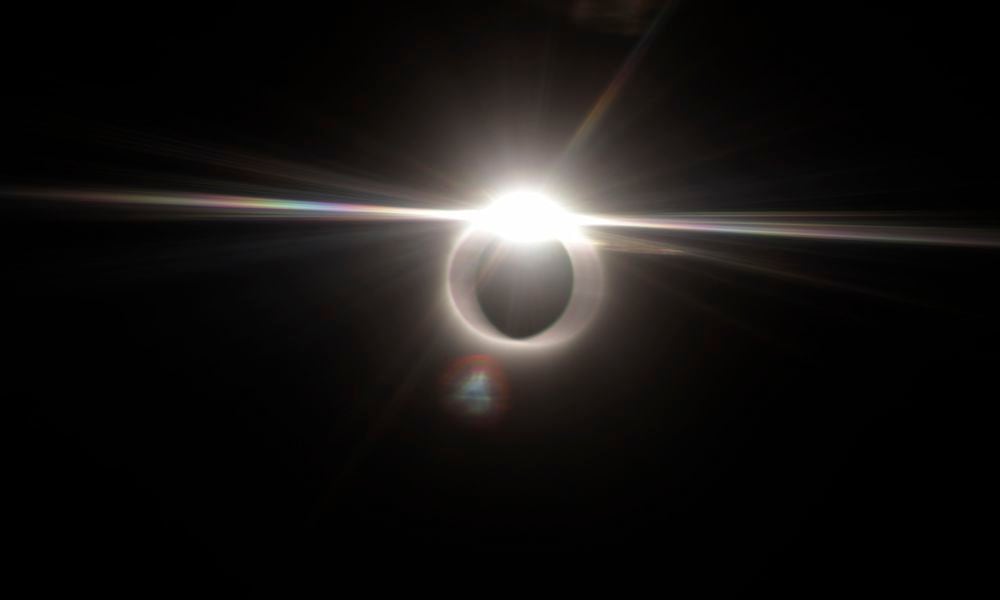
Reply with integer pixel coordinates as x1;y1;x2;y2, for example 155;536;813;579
445;189;604;348
8;2;996;583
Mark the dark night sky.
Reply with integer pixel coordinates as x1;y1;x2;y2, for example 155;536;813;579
5;2;996;590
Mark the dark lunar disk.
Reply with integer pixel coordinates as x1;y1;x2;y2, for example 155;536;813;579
474;238;574;339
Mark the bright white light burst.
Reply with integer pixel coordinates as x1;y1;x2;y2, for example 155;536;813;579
472;189;581;243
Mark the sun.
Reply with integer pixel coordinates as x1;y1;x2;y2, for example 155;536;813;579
471;189;581;243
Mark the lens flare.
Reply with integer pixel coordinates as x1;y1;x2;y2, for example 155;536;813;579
8;184;1000;356
443;355;508;421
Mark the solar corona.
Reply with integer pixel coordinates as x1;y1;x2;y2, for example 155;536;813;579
447;188;603;349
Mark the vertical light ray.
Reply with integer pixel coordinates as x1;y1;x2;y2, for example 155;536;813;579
563;2;679;158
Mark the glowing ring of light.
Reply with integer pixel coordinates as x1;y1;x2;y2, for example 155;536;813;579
445;228;603;349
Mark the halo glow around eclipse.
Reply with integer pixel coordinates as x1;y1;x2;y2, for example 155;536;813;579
471;189;582;244
446;188;603;349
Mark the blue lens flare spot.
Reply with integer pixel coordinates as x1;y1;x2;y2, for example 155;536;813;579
443;355;508;422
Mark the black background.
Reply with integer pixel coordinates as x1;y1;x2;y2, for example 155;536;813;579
5;2;996;589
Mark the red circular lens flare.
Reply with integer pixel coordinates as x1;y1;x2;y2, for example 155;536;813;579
442;354;509;422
